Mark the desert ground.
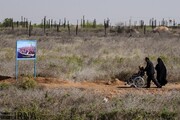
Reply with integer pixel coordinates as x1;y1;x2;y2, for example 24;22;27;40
1;76;180;97
0;27;180;119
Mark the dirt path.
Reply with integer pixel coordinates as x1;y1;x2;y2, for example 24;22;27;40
1;76;180;98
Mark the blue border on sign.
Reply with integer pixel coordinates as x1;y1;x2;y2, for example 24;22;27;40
16;40;37;60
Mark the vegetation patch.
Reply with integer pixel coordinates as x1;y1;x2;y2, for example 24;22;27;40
0;82;10;90
16;77;37;90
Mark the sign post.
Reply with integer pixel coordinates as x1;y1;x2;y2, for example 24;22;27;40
16;40;37;80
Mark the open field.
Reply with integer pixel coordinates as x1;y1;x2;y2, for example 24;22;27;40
0;27;180;82
0;28;180;119
0;76;180;119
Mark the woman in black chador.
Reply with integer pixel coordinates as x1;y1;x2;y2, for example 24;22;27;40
155;58;168;86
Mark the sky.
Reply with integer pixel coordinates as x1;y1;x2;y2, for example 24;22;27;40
1;0;180;25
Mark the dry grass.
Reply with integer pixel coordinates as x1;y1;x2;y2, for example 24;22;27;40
0;28;180;119
0;28;180;82
0;85;179;119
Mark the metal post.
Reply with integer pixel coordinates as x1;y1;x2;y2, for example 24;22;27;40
15;41;18;81
16;60;18;80
34;60;36;78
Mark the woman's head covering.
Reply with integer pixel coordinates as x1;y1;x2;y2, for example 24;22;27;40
145;57;149;62
157;58;164;64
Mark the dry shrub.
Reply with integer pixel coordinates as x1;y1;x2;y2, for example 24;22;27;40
0;82;10;90
16;77;37;90
0;29;180;82
0;86;179;119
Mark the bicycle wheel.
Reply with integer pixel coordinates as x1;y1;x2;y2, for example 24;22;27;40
133;76;145;88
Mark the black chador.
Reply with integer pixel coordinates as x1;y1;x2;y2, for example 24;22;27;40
155;58;167;86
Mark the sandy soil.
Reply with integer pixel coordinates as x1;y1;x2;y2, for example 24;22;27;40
1;76;180;98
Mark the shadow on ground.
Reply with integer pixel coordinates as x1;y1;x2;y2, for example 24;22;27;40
117;86;132;89
0;75;11;81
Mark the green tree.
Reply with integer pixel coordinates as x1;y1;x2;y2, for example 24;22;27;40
3;18;13;27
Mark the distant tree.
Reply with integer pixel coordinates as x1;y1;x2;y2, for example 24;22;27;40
3;18;13;27
93;19;96;28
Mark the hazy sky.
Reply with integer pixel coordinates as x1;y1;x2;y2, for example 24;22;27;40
1;0;180;25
